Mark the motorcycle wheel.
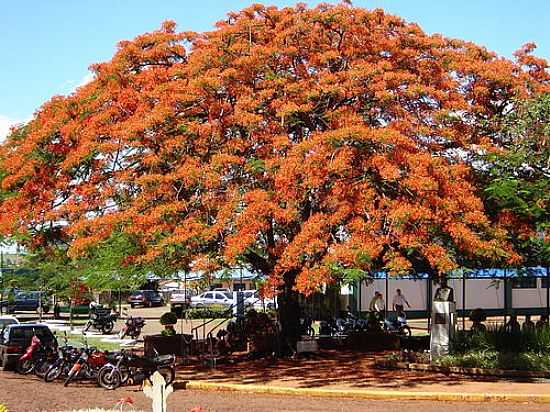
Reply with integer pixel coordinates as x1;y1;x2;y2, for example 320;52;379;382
101;321;114;335
16;359;34;375
400;326;412;336
34;359;52;378
98;366;122;390
156;367;175;386
44;362;64;382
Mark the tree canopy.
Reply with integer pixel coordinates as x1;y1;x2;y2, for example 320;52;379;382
0;4;548;296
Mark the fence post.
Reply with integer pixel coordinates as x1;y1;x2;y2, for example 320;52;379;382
503;268;508;326
462;270;466;330
427;275;432;332
546;266;549;316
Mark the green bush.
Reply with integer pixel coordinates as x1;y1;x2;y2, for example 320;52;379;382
434;350;550;371
161;327;176;336
452;325;550;354
185;305;231;319
160;312;178;325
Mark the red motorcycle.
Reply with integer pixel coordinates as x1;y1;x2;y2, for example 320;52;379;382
16;335;56;377
118;313;145;339
64;345;108;386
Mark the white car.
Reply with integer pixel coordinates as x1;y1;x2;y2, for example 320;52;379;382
0;315;19;330
190;291;233;307
241;290;275;310
170;289;196;309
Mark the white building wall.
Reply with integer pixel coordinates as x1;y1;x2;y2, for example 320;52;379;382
513;280;546;308
357;277;544;312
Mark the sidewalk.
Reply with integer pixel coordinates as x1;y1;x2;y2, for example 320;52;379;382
177;350;550;402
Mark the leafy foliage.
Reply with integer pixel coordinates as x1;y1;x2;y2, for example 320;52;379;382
160;311;178;325
0;4;548;298
480;94;550;266
452;325;550;354
434;350;550;372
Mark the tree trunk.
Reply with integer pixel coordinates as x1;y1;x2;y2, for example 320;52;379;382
277;271;301;356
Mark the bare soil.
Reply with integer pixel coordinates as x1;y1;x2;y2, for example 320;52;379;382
1;371;550;412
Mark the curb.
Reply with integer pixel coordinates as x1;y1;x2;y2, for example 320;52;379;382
182;381;550;403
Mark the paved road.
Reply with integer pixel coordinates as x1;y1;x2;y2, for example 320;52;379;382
0;371;547;412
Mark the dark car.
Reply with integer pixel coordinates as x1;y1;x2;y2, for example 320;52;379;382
127;290;164;308
0;324;56;369
4;291;50;314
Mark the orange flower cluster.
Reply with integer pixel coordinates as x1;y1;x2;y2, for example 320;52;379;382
0;4;547;293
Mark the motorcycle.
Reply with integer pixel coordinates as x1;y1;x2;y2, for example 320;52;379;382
84;306;118;335
43;335;81;382
384;312;411;336
16;335;57;377
97;351;176;390
118;313;145;339
64;342;108;386
319;311;368;336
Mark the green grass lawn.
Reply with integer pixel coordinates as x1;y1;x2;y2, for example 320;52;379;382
65;336;123;352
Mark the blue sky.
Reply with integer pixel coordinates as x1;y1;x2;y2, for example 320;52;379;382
1;0;549;138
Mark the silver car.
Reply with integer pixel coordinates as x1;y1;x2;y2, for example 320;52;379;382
190;291;233;307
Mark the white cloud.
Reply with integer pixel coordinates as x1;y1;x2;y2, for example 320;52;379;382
0;115;21;142
62;71;95;93
77;72;95;88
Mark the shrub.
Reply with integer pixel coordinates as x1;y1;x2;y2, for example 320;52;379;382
451;324;550;354
434;350;550;371
160;312;178;325
161;328;176;336
185;305;231;319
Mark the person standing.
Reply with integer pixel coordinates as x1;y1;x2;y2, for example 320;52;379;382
369;291;385;320
392;289;410;313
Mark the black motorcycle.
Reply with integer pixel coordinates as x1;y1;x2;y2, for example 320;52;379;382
43;340;81;382
118;313;145;339
97;351;176;390
84;306;118;334
319;311;368;336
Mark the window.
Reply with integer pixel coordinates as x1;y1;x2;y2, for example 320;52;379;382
204;293;213;299
215;293;226;300
541;278;550;288
511;278;537;289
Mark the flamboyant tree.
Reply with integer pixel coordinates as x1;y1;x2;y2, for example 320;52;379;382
0;4;548;339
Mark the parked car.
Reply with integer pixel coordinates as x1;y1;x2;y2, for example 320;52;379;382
127;290;164;308
0;324;56;369
241;290;276;310
169;289;196;311
0;315;19;330
190;291;233;307
6;291;50;314
211;287;232;293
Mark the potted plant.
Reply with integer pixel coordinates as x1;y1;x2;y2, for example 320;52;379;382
160;312;178;336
